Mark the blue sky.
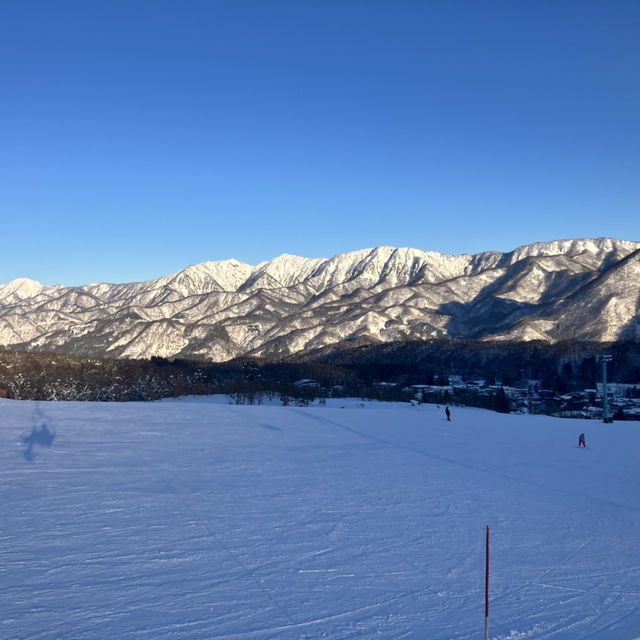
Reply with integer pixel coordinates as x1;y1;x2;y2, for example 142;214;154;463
1;0;639;286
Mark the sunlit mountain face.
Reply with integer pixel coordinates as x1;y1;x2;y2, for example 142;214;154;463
1;238;639;361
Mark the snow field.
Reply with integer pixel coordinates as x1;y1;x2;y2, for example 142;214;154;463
1;397;640;639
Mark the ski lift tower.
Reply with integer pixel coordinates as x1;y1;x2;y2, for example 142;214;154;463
597;354;613;423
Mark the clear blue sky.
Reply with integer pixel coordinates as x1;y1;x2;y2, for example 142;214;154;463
1;0;639;286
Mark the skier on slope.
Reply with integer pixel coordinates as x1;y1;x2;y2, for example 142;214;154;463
445;406;451;422
578;433;586;448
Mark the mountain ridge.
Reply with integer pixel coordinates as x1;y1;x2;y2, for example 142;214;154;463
1;237;639;361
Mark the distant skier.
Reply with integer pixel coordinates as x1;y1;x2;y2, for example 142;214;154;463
445;406;451;422
578;433;586;448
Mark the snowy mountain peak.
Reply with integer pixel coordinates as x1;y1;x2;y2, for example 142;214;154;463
1;238;639;360
252;253;326;288
0;278;48;301
506;237;638;263
154;259;255;296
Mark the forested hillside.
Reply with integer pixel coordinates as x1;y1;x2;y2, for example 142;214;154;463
1;340;639;405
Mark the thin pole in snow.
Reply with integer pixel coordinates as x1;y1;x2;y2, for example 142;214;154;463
485;525;490;640
600;354;612;423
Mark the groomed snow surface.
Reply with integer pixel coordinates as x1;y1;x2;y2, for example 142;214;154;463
2;397;640;640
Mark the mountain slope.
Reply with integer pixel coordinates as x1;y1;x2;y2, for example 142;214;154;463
1;238;639;361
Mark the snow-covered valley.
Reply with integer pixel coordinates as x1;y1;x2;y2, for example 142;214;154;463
2;397;640;639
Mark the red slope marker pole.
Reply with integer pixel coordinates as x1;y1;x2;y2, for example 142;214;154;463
485;525;490;640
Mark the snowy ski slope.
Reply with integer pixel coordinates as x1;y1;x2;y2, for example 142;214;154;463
2;397;640;639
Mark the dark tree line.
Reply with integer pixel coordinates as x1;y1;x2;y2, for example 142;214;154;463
0;350;362;402
289;339;640;391
1;339;639;406
0;351;212;401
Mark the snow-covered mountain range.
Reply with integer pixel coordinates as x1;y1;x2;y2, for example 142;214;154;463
1;238;639;361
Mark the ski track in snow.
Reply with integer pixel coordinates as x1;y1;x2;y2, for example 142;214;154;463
1;397;640;639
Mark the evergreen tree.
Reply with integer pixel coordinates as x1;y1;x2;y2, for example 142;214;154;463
494;387;510;413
